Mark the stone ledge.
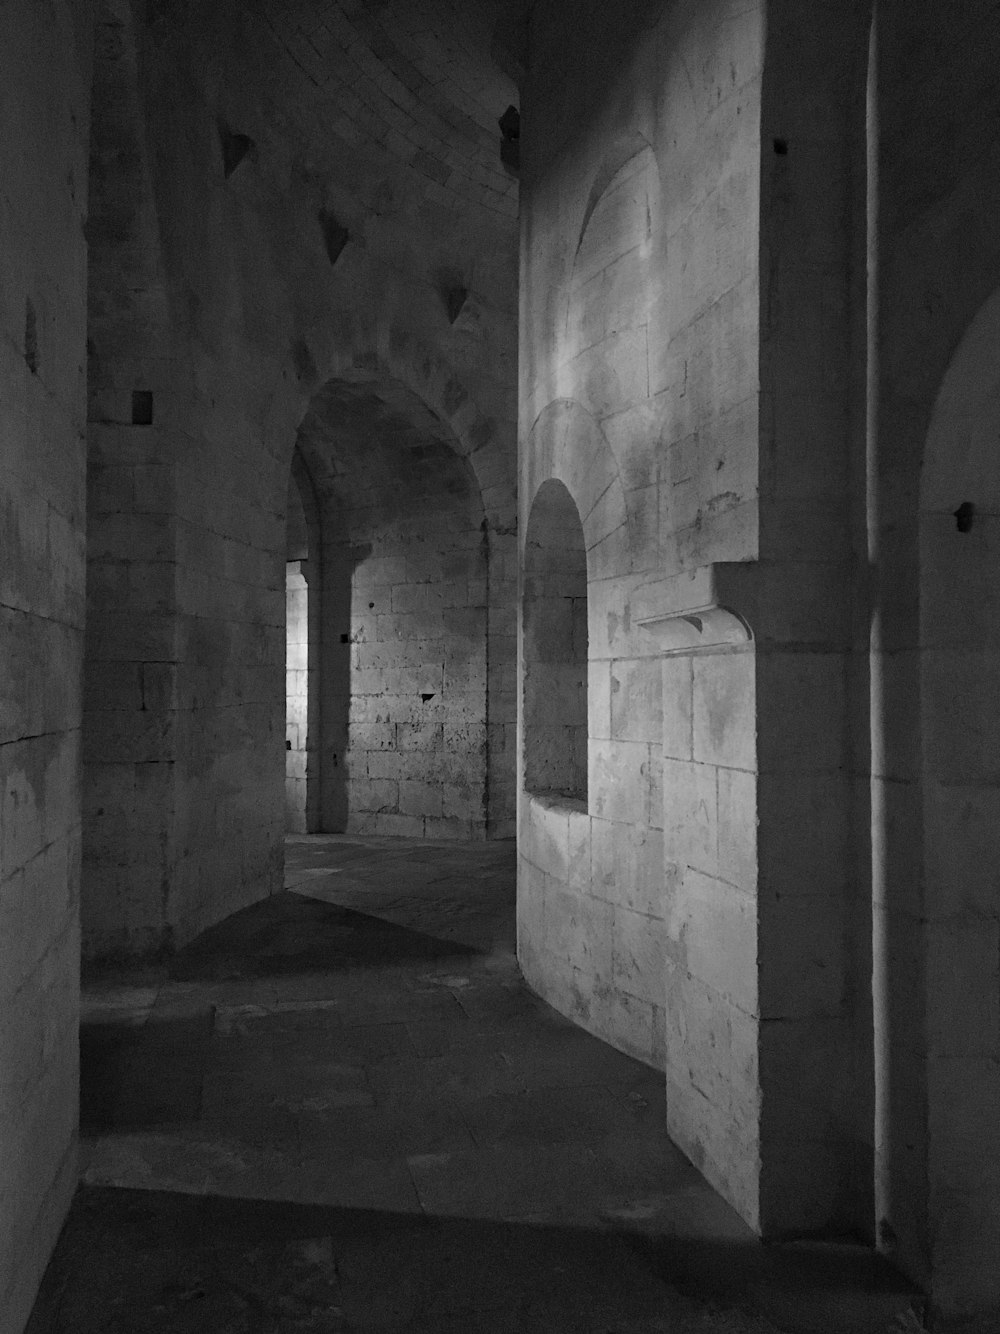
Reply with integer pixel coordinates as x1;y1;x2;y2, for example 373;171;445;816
635;561;849;651
635;565;754;655
526;789;588;816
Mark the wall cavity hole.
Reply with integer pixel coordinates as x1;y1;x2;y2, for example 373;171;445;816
421;693;436;703
319;209;350;266
131;390;153;425
221;128;255;179
773;138;789;155
24;298;38;373
498;104;520;175
445;285;468;324
955;500;976;532
368;602;375;609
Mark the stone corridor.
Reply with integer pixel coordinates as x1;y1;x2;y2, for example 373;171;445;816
27;839;913;1333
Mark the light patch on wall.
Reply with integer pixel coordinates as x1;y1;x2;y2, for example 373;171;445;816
558;144;658;407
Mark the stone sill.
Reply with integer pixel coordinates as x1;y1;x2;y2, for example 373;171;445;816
527;789;588;816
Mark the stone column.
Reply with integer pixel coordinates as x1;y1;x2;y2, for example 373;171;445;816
639;562;869;1237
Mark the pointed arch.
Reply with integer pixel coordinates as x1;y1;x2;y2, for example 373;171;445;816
523;399;633;580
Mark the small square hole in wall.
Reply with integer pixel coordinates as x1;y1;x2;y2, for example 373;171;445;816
131;390;153;425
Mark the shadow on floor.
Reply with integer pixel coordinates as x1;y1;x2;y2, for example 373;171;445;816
81;893;481;1132
62;840;922;1334
80;1009;214;1132
26;1185;920;1334
169;890;480;982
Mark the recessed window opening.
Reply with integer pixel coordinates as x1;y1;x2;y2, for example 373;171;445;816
523;478;588;805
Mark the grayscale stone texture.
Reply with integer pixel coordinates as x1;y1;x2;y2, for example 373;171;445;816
2;0;1000;1330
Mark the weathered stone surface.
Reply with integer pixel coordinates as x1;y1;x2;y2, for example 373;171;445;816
5;0;1000;1327
0;5;91;1330
517;0;765;1194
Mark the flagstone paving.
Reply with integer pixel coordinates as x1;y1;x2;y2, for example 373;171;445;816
28;836;918;1334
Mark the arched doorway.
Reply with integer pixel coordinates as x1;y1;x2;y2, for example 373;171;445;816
285;449;321;833
291;375;497;839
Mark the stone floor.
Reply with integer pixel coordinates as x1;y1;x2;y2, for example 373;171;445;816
28;836;920;1333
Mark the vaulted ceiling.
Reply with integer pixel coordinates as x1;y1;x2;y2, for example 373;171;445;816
237;0;528;223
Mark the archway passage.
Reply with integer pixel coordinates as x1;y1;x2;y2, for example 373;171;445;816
522;479;588;805
285;454;321;833
294;376;501;839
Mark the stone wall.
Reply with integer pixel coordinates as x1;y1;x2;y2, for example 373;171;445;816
518;0;764;1213
0;4;92;1329
81;0;518;960
517;0;874;1248
340;524;489;838
3;0;999;1326
873;1;1000;1317
519;0;1000;1316
754;0;875;1241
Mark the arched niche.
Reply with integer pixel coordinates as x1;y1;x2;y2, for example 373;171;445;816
522;479;588;806
522;398;632;580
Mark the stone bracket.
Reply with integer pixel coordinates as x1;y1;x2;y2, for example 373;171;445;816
635;564;755;654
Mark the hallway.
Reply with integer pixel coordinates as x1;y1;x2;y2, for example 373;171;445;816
27;839;913;1333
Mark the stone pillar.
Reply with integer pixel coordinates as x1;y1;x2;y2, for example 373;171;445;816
82;1;181;959
637;570;760;1225
639;562;870;1237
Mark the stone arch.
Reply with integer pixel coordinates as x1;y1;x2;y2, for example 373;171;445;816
291;375;486;539
277;351;520;839
523;399;632;580
277;326;515;535
574;130;656;257
522;479;589;806
288;368;490;837
263;332;518;836
922;286;1000;511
